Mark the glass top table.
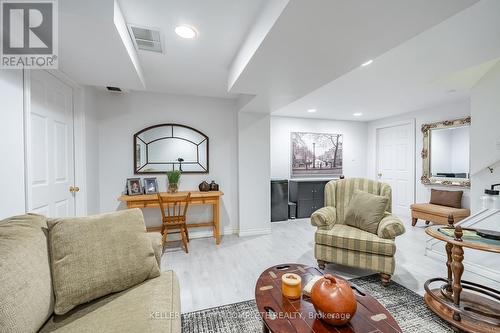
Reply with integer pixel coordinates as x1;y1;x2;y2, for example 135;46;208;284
425;225;500;253
424;225;500;333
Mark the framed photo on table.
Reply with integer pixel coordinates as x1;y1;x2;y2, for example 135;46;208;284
126;178;142;196
143;177;159;194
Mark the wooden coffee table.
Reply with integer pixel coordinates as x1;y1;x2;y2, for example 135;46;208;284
255;264;402;333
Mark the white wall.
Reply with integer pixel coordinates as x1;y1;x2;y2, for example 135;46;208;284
450;127;470;174
430;129;452;175
82;87;100;214
95;90;239;237
367;99;471;208
470;61;500;213
238;112;271;236
0;70;25;219
271;116;368;179
430;127;470;175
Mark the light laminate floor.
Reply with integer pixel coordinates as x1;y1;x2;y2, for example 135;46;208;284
161;218;500;313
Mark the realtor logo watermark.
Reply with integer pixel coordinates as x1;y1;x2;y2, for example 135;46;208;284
1;0;58;68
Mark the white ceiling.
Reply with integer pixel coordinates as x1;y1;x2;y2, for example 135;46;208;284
229;0;480;113
273;0;500;121
117;0;266;98
59;0;146;90
59;0;499;122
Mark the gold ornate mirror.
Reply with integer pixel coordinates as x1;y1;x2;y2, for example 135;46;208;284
421;117;471;188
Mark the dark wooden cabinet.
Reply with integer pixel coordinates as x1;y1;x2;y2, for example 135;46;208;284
289;180;332;218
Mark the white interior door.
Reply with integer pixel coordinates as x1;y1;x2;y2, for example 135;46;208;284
27;70;75;217
376;123;414;218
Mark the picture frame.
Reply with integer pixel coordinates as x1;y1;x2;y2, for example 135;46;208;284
126;178;142;196
143;177;159;194
290;132;343;178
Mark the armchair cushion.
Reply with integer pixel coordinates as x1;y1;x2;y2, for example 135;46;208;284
47;209;160;315
344;190;388;234
311;206;336;228
315;224;396;256
377;213;406;239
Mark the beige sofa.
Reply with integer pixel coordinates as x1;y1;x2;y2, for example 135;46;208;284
311;178;406;285
0;212;181;333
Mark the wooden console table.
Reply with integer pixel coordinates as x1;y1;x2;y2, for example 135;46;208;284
424;225;500;333
118;191;224;245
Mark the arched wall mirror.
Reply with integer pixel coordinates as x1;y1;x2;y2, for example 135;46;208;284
134;124;209;174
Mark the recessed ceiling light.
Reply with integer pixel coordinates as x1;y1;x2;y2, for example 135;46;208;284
353;112;363;117
360;59;373;67
175;25;198;39
307;109;317;113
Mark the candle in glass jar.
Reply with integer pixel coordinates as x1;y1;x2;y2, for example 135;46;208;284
281;273;302;299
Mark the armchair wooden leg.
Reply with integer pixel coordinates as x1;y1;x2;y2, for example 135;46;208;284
412;218;418;226
317;260;327;270
380;273;391;286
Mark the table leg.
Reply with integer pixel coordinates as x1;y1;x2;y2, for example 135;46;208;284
445;242;453;293
451;243;464;321
213;199;221;245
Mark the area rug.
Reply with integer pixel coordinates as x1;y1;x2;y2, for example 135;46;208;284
181;274;454;333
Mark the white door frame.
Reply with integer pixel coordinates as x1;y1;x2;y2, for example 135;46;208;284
374;119;416;206
23;69;88;216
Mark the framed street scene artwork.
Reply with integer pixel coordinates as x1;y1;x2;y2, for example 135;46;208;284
291;132;343;177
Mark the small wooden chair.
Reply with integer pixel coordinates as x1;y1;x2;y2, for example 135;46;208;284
157;192;191;253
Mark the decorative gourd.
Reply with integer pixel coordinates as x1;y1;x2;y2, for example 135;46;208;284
199;181;210;192
311;274;357;326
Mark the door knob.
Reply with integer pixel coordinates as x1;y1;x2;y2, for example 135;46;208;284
69;186;80;193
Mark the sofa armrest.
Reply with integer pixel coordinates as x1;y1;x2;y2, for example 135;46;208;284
377;213;406;239
311;206;337;228
146;232;162;269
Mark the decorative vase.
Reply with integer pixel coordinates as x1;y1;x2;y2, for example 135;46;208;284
311;274;357;326
209;181;219;191
168;183;178;193
199;181;210;192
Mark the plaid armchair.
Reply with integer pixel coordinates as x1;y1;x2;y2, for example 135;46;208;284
311;178;405;285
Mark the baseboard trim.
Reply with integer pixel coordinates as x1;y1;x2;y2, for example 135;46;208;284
149;227;235;240
237;227;272;237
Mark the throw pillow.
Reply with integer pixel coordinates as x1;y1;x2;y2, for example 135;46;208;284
47;208;160;315
430;189;463;208
345;190;389;234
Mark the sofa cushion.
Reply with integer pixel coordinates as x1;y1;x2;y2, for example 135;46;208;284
0;214;54;333
344;190;388;234
315;224;396;256
47;209;160;315
410;203;470;218
39;271;181;333
430;189;463;208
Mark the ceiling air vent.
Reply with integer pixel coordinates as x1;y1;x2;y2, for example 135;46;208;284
127;24;163;53
106;86;122;93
